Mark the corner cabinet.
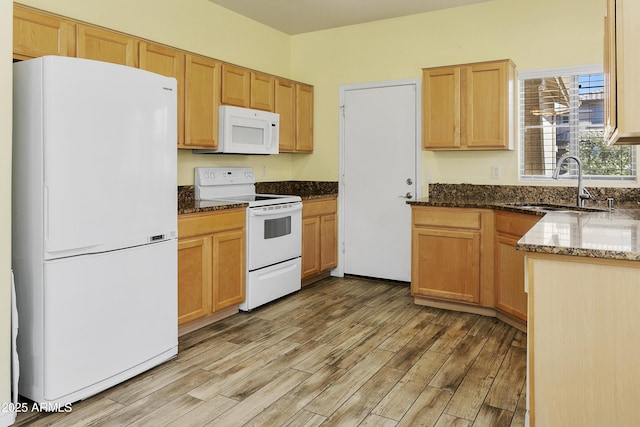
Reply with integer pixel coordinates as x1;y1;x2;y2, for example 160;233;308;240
301;198;337;284
177;208;245;335
604;0;640;145
494;211;538;324
422;59;515;150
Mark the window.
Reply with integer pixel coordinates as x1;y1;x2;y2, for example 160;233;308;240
519;66;635;181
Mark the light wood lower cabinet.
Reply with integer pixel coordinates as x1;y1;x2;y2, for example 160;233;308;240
301;198;337;283
494;211;538;322
178;209;245;332
527;254;640;425
411;207;494;306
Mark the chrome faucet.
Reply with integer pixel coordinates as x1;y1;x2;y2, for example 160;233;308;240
552;154;592;207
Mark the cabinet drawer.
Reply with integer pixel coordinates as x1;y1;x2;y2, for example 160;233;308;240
179;208;245;238
303;198;337;218
495;212;538;237
412;207;481;230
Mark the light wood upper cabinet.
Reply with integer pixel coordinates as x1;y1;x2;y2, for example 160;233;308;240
295;83;314;152
423;66;461;149
250;71;275;111
12;5;314;151
77;24;138;67
275;79;296;152
139;42;185;146
184;54;222;150
221;64;276;112
275;79;315;152
13;5;76;60
604;0;640;145
422;59;515;150
221;63;251;108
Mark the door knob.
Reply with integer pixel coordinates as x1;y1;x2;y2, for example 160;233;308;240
399;192;413;199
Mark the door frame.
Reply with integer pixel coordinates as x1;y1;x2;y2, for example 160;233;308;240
336;78;422;277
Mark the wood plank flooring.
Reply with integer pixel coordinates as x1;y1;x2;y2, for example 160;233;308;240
13;276;527;427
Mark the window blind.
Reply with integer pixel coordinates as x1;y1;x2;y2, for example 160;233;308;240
519;69;634;181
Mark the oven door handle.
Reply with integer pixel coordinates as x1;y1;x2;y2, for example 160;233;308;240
250;204;302;217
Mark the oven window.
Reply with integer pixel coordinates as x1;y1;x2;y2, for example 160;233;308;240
264;216;291;239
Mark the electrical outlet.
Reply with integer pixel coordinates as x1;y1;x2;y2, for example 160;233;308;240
425;171;433;183
491;166;501;179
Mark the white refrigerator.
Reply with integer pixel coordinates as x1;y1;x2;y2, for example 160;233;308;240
12;56;178;405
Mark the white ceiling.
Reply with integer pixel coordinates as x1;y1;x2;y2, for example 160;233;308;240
208;0;492;35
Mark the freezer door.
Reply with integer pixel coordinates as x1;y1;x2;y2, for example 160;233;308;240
42;240;177;402
41;57;177;259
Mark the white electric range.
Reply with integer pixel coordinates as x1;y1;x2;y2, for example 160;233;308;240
194;167;302;311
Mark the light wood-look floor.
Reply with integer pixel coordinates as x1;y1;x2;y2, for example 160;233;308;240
14;276;527;427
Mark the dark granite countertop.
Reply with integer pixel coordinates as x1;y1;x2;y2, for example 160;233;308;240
178;181;338;215
410;184;640;262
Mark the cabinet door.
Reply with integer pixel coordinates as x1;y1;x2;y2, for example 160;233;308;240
221;64;250;107
139;42;185;146
422;66;460;149
212;229;246;311
495;234;527;321
604;0;617;140
320;214;338;272
275;78;296;152
13;5;76;60
295;83;314;152
178;236;212;325
463;61;509;149
302;216;321;278
184;54;221;149
77;25;137;66
411;227;480;303
250;71;275;111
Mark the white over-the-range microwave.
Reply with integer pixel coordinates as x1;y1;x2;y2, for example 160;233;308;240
193;105;280;155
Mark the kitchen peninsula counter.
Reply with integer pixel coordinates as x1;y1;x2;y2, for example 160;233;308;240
410;181;640;262
410;198;640;261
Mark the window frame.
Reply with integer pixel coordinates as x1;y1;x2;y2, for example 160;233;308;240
518;64;636;183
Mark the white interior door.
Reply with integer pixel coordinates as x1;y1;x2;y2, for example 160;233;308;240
340;80;420;282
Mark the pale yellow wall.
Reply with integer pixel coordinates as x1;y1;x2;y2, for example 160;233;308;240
290;0;618;186
18;0;296;185
1;0;12;416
